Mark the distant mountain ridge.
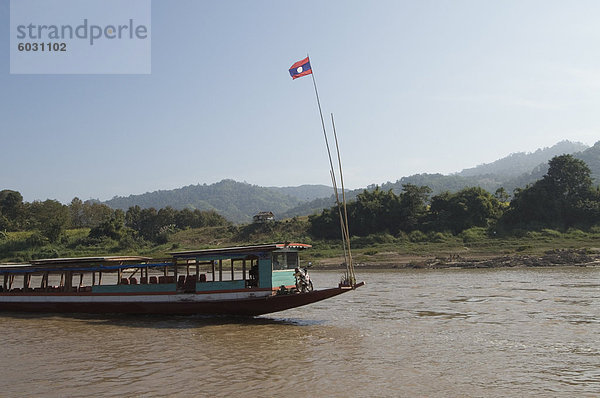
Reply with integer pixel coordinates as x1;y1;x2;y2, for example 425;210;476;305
458;140;589;178
267;185;334;202
374;140;597;197
281;140;600;218
575;141;600;183
104;179;303;224
102;140;600;223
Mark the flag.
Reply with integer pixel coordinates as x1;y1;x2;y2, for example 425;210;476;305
289;57;312;79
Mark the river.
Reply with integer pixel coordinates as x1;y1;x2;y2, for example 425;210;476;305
0;267;598;397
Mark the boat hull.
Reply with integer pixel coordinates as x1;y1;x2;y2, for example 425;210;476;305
0;283;364;316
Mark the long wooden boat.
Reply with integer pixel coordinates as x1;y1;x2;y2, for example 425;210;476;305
0;243;363;316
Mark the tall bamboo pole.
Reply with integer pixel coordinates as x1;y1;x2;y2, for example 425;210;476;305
308;56;353;285
331;113;355;285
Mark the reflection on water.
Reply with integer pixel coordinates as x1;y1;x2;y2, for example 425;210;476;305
0;267;598;397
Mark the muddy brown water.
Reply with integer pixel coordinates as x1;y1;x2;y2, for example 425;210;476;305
0;267;598;397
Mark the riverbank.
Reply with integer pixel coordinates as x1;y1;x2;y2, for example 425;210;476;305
3;226;600;269
311;248;600;270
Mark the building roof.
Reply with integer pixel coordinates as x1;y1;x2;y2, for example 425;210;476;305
254;211;274;216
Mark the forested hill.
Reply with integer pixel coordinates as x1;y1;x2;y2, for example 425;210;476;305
104;179;304;224
576;141;600;183
267;185;333;201
280;141;600;218
375;141;599;198
102;141;600;223
458;140;589;178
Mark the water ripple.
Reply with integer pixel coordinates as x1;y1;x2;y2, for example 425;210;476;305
0;267;598;397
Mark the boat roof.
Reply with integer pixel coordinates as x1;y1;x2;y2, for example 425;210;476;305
0;256;163;274
0;256;152;271
0;244;312;273
170;243;312;259
31;256;152;265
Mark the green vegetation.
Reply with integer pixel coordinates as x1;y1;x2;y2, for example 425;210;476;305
310;154;599;239
45;141;595;226
1;154;600;265
282;141;600;221
0;193;229;262
2;220;600;266
500;156;600;230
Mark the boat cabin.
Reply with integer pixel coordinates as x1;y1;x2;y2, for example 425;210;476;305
0;256;156;294
169;242;312;292
0;243;311;295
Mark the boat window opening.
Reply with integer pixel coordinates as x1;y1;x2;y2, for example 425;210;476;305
173;256;259;286
8;264;183;293
247;257;258;287
28;274;46;292
186;260;212;283
272;252;299;270
210;259;252;282
127;268;140;280
168;257;259;290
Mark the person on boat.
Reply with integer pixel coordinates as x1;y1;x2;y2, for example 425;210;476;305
294;267;312;292
249;264;258;286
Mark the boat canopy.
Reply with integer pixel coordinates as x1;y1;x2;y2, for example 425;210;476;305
31;256;152;265
0;256;154;274
0;244;312;274
169;243;312;259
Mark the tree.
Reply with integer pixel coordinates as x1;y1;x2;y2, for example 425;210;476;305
500;155;599;229
157;206;177;229
398;184;431;232
81;201;113;228
309;185;430;238
308;207;340;239
545;155;593;200
347;187;402;235
28;200;70;242
137;207;159;241
494;187;510;203
125;205;142;231
89;210;127;240
0;190;25;230
428;187;502;233
69;197;85;228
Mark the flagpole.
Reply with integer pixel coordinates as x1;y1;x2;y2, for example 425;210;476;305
308;56;353;285
308;57;335;182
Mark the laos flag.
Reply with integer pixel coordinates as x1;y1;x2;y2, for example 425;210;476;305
289;57;312;79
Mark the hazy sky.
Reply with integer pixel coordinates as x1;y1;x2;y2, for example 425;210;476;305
2;0;600;203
